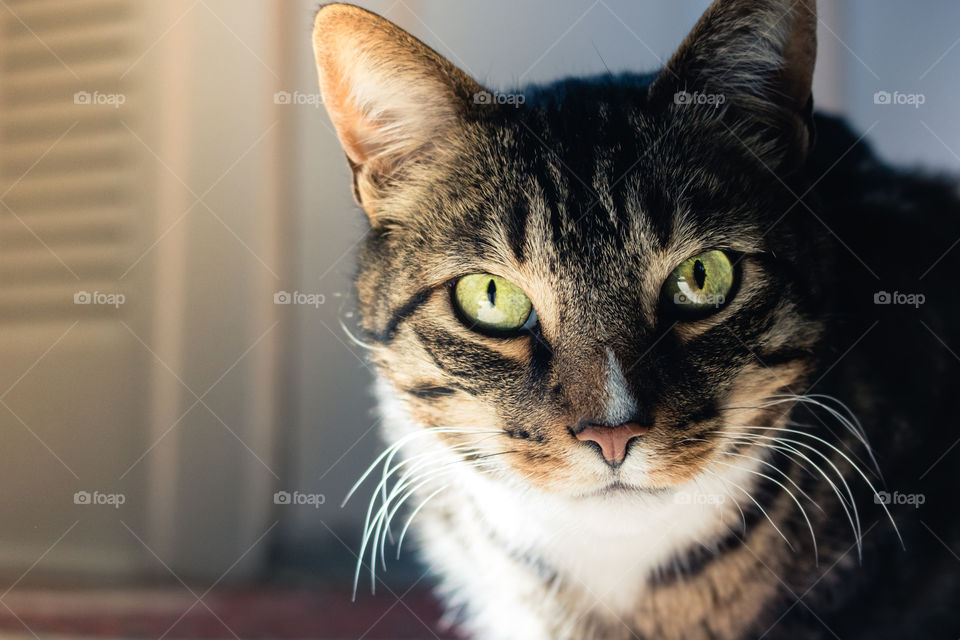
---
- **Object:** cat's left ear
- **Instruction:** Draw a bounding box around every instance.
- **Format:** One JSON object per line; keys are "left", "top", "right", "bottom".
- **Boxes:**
{"left": 312, "top": 4, "right": 486, "bottom": 220}
{"left": 650, "top": 0, "right": 816, "bottom": 172}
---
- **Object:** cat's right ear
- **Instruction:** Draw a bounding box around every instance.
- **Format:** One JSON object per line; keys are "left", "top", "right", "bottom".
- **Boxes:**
{"left": 312, "top": 4, "right": 485, "bottom": 221}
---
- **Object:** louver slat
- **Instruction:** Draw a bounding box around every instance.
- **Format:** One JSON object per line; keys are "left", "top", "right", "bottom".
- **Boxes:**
{"left": 0, "top": 0, "right": 138, "bottom": 318}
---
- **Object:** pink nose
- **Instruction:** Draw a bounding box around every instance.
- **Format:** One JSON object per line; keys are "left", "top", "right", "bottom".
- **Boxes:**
{"left": 575, "top": 422, "right": 649, "bottom": 465}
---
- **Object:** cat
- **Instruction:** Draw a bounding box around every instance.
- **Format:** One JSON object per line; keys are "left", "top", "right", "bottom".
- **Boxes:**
{"left": 312, "top": 1, "right": 960, "bottom": 638}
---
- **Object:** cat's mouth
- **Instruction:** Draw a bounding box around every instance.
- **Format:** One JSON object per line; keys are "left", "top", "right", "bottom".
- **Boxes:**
{"left": 582, "top": 481, "right": 669, "bottom": 499}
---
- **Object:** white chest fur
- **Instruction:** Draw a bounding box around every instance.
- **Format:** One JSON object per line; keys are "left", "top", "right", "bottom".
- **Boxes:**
{"left": 456, "top": 464, "right": 755, "bottom": 616}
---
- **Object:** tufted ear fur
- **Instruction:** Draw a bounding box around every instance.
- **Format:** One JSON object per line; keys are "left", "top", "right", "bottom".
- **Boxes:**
{"left": 650, "top": 0, "right": 817, "bottom": 171}
{"left": 312, "top": 4, "right": 486, "bottom": 219}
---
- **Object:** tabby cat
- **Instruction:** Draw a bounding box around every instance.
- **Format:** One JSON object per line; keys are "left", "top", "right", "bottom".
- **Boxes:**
{"left": 312, "top": 1, "right": 960, "bottom": 638}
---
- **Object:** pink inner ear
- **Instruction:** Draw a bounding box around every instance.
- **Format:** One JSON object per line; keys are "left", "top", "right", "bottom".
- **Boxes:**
{"left": 317, "top": 58, "right": 390, "bottom": 168}
{"left": 313, "top": 5, "right": 485, "bottom": 185}
{"left": 334, "top": 111, "right": 387, "bottom": 167}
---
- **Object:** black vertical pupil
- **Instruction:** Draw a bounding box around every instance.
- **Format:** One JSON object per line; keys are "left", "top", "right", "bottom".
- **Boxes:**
{"left": 487, "top": 279, "right": 497, "bottom": 306}
{"left": 693, "top": 260, "right": 707, "bottom": 289}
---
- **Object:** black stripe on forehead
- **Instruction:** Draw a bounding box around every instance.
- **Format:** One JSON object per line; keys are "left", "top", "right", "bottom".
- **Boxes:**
{"left": 496, "top": 141, "right": 542, "bottom": 264}
{"left": 638, "top": 185, "right": 674, "bottom": 248}
{"left": 505, "top": 198, "right": 530, "bottom": 263}
{"left": 543, "top": 160, "right": 566, "bottom": 254}
{"left": 547, "top": 172, "right": 619, "bottom": 259}
{"left": 519, "top": 115, "right": 568, "bottom": 255}
{"left": 554, "top": 107, "right": 621, "bottom": 254}
{"left": 523, "top": 99, "right": 679, "bottom": 261}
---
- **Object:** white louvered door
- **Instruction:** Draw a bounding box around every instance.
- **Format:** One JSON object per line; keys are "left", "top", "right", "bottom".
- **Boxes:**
{"left": 1, "top": 0, "right": 139, "bottom": 321}
{"left": 0, "top": 0, "right": 156, "bottom": 578}
{"left": 0, "top": 0, "right": 284, "bottom": 581}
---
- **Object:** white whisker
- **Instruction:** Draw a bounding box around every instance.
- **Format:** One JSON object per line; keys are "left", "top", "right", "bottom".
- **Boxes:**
{"left": 764, "top": 394, "right": 882, "bottom": 479}
{"left": 693, "top": 473, "right": 746, "bottom": 532}
{"left": 375, "top": 432, "right": 501, "bottom": 551}
{"left": 703, "top": 468, "right": 794, "bottom": 552}
{"left": 339, "top": 314, "right": 384, "bottom": 351}
{"left": 720, "top": 447, "right": 822, "bottom": 511}
{"left": 398, "top": 485, "right": 448, "bottom": 558}
{"left": 721, "top": 433, "right": 859, "bottom": 555}
{"left": 713, "top": 457, "right": 819, "bottom": 564}
{"left": 722, "top": 429, "right": 862, "bottom": 544}
{"left": 344, "top": 426, "right": 500, "bottom": 507}
{"left": 367, "top": 440, "right": 491, "bottom": 576}
{"left": 722, "top": 424, "right": 905, "bottom": 555}
{"left": 376, "top": 446, "right": 487, "bottom": 569}
{"left": 348, "top": 426, "right": 509, "bottom": 597}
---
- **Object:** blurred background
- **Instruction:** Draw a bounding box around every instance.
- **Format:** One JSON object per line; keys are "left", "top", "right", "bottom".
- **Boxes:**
{"left": 1, "top": 0, "right": 958, "bottom": 637}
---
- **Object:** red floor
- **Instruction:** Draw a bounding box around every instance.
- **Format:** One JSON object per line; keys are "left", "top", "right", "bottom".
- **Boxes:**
{"left": 0, "top": 587, "right": 461, "bottom": 639}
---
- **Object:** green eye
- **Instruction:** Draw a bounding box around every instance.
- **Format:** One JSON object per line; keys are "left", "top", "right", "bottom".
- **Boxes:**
{"left": 454, "top": 274, "right": 535, "bottom": 335}
{"left": 663, "top": 250, "right": 735, "bottom": 316}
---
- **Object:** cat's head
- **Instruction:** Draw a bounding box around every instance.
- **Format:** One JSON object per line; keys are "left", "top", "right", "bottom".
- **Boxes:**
{"left": 313, "top": 0, "right": 825, "bottom": 496}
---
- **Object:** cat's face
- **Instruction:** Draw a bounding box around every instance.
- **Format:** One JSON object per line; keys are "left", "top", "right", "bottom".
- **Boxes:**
{"left": 314, "top": 0, "right": 823, "bottom": 497}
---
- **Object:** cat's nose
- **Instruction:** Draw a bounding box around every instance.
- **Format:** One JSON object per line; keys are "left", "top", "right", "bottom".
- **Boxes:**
{"left": 574, "top": 422, "right": 649, "bottom": 465}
